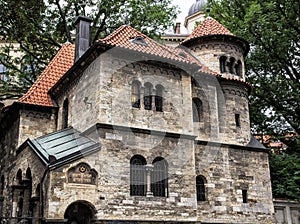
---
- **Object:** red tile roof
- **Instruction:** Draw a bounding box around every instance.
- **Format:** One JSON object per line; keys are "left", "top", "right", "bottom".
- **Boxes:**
{"left": 101, "top": 25, "right": 218, "bottom": 75}
{"left": 18, "top": 44, "right": 75, "bottom": 107}
{"left": 17, "top": 22, "right": 245, "bottom": 107}
{"left": 181, "top": 17, "right": 234, "bottom": 45}
{"left": 101, "top": 25, "right": 195, "bottom": 64}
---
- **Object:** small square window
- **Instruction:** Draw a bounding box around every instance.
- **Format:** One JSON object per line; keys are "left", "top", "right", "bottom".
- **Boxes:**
{"left": 242, "top": 189, "right": 248, "bottom": 203}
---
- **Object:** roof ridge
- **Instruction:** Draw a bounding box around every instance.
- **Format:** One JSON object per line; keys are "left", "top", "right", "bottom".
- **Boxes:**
{"left": 102, "top": 25, "right": 147, "bottom": 43}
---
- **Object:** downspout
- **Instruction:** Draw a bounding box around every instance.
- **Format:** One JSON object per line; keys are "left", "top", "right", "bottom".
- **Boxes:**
{"left": 40, "top": 165, "right": 49, "bottom": 223}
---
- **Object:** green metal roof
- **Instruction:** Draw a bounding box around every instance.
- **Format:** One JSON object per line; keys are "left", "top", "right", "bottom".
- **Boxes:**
{"left": 26, "top": 127, "right": 101, "bottom": 168}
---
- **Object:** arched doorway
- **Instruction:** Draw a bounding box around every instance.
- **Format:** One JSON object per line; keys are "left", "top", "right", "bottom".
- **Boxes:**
{"left": 64, "top": 201, "right": 96, "bottom": 224}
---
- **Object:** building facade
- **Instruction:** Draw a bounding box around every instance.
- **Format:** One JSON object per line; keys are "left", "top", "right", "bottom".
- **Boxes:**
{"left": 0, "top": 12, "right": 275, "bottom": 224}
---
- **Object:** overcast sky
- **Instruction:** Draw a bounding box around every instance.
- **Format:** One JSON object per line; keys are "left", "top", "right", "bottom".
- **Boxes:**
{"left": 172, "top": 0, "right": 196, "bottom": 33}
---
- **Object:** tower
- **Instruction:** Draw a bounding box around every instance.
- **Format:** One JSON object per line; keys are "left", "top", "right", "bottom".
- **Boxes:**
{"left": 184, "top": 0, "right": 208, "bottom": 33}
{"left": 181, "top": 17, "right": 251, "bottom": 145}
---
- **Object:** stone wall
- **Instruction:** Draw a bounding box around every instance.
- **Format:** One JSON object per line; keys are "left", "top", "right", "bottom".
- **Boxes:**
{"left": 56, "top": 52, "right": 251, "bottom": 147}
{"left": 220, "top": 81, "right": 251, "bottom": 145}
{"left": 195, "top": 143, "right": 274, "bottom": 223}
{"left": 0, "top": 116, "right": 20, "bottom": 219}
{"left": 56, "top": 54, "right": 195, "bottom": 136}
{"left": 191, "top": 75, "right": 251, "bottom": 145}
{"left": 18, "top": 109, "right": 57, "bottom": 145}
{"left": 190, "top": 40, "right": 246, "bottom": 81}
{"left": 45, "top": 126, "right": 197, "bottom": 221}
{"left": 42, "top": 125, "right": 275, "bottom": 223}
{"left": 0, "top": 145, "right": 46, "bottom": 221}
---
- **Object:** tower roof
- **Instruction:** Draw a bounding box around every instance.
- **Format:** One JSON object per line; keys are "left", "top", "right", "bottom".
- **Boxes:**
{"left": 181, "top": 17, "right": 234, "bottom": 45}
{"left": 188, "top": 0, "right": 208, "bottom": 16}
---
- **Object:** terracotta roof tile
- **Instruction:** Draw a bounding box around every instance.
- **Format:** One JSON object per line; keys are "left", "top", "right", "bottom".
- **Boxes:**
{"left": 181, "top": 17, "right": 234, "bottom": 45}
{"left": 101, "top": 25, "right": 218, "bottom": 76}
{"left": 17, "top": 23, "right": 245, "bottom": 108}
{"left": 18, "top": 44, "right": 75, "bottom": 107}
{"left": 101, "top": 25, "right": 197, "bottom": 65}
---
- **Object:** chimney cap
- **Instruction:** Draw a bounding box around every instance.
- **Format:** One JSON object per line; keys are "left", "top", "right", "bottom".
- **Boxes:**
{"left": 75, "top": 16, "right": 93, "bottom": 25}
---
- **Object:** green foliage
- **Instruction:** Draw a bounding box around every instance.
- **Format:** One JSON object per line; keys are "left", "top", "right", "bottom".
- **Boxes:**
{"left": 269, "top": 149, "right": 300, "bottom": 200}
{"left": 0, "top": 0, "right": 178, "bottom": 101}
{"left": 210, "top": 0, "right": 300, "bottom": 200}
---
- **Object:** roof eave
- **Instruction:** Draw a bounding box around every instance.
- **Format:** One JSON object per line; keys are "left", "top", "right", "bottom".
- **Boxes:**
{"left": 49, "top": 42, "right": 112, "bottom": 98}
{"left": 218, "top": 76, "right": 252, "bottom": 94}
{"left": 181, "top": 34, "right": 250, "bottom": 56}
{"left": 17, "top": 138, "right": 49, "bottom": 166}
{"left": 110, "top": 44, "right": 200, "bottom": 71}
{"left": 48, "top": 142, "right": 101, "bottom": 170}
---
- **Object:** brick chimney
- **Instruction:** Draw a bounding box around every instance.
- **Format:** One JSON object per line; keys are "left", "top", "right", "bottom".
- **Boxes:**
{"left": 174, "top": 22, "right": 181, "bottom": 34}
{"left": 75, "top": 16, "right": 92, "bottom": 62}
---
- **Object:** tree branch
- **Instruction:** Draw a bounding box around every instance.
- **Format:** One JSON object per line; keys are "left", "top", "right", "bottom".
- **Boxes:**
{"left": 55, "top": 0, "right": 72, "bottom": 43}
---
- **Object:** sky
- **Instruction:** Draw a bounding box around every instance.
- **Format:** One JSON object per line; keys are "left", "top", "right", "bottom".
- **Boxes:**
{"left": 172, "top": 0, "right": 196, "bottom": 33}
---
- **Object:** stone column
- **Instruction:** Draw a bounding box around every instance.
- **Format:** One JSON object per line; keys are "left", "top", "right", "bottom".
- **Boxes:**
{"left": 23, "top": 187, "right": 31, "bottom": 218}
{"left": 12, "top": 188, "right": 22, "bottom": 224}
{"left": 145, "top": 164, "right": 153, "bottom": 197}
{"left": 140, "top": 86, "right": 144, "bottom": 110}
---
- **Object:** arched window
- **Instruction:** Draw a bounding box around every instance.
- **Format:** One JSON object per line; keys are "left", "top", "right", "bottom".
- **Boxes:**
{"left": 155, "top": 85, "right": 163, "bottom": 112}
{"left": 144, "top": 82, "right": 152, "bottom": 110}
{"left": 130, "top": 155, "right": 146, "bottom": 196}
{"left": 235, "top": 60, "right": 242, "bottom": 77}
{"left": 17, "top": 169, "right": 22, "bottom": 185}
{"left": 219, "top": 56, "right": 227, "bottom": 73}
{"left": 196, "top": 175, "right": 206, "bottom": 201}
{"left": 192, "top": 98, "right": 203, "bottom": 122}
{"left": 229, "top": 57, "right": 235, "bottom": 74}
{"left": 25, "top": 168, "right": 33, "bottom": 217}
{"left": 151, "top": 157, "right": 168, "bottom": 197}
{"left": 62, "top": 98, "right": 69, "bottom": 129}
{"left": 25, "top": 168, "right": 32, "bottom": 181}
{"left": 235, "top": 113, "right": 241, "bottom": 127}
{"left": 131, "top": 81, "right": 141, "bottom": 108}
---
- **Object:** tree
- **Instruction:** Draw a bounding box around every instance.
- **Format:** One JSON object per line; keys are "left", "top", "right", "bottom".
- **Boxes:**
{"left": 210, "top": 0, "right": 300, "bottom": 200}
{"left": 269, "top": 136, "right": 300, "bottom": 200}
{"left": 210, "top": 0, "right": 299, "bottom": 136}
{"left": 0, "top": 0, "right": 178, "bottom": 102}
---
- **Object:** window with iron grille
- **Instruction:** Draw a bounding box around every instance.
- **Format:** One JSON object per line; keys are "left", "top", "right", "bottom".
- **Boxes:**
{"left": 196, "top": 175, "right": 206, "bottom": 201}
{"left": 151, "top": 157, "right": 168, "bottom": 197}
{"left": 131, "top": 81, "right": 141, "bottom": 108}
{"left": 144, "top": 82, "right": 152, "bottom": 110}
{"left": 130, "top": 155, "right": 146, "bottom": 196}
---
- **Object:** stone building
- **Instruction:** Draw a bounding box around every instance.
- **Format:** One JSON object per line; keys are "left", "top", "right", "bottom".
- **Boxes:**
{"left": 0, "top": 11, "right": 275, "bottom": 224}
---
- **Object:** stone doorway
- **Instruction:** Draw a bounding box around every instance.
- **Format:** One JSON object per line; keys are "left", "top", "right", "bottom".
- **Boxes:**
{"left": 64, "top": 201, "right": 96, "bottom": 224}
